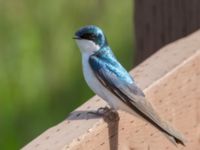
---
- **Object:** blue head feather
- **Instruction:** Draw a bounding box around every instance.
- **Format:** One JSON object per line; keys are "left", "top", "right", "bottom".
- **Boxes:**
{"left": 75, "top": 25, "right": 108, "bottom": 48}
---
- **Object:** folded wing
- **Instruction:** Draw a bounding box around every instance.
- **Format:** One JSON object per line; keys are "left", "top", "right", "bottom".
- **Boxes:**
{"left": 89, "top": 54, "right": 186, "bottom": 146}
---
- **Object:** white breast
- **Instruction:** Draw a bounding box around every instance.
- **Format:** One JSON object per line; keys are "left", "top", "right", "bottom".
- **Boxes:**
{"left": 82, "top": 53, "right": 131, "bottom": 111}
{"left": 82, "top": 53, "right": 107, "bottom": 100}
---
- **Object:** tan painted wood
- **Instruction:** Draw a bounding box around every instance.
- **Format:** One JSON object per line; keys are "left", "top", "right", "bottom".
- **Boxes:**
{"left": 23, "top": 30, "right": 200, "bottom": 150}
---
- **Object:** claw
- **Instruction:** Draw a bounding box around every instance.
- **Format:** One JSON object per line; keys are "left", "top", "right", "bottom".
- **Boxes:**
{"left": 87, "top": 107, "right": 119, "bottom": 122}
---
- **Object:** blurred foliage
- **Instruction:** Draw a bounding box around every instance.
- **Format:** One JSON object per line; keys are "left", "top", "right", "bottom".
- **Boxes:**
{"left": 0, "top": 0, "right": 134, "bottom": 149}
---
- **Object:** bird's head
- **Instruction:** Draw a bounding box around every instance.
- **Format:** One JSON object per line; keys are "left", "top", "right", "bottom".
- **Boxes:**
{"left": 74, "top": 25, "right": 108, "bottom": 54}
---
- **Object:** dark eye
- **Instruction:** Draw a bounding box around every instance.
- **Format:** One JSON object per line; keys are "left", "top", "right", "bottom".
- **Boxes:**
{"left": 81, "top": 33, "right": 95, "bottom": 40}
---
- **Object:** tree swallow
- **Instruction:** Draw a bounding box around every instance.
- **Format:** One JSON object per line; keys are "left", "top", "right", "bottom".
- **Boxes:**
{"left": 74, "top": 25, "right": 186, "bottom": 146}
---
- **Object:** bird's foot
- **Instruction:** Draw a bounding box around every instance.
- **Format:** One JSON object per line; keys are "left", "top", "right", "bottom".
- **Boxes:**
{"left": 87, "top": 106, "right": 110, "bottom": 116}
{"left": 87, "top": 106, "right": 119, "bottom": 122}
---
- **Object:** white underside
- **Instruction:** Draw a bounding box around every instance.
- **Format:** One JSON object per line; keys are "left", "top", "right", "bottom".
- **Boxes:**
{"left": 82, "top": 53, "right": 134, "bottom": 113}
{"left": 76, "top": 39, "right": 134, "bottom": 112}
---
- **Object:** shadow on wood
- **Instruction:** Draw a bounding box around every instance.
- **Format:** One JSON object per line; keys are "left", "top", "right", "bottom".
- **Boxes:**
{"left": 67, "top": 109, "right": 120, "bottom": 150}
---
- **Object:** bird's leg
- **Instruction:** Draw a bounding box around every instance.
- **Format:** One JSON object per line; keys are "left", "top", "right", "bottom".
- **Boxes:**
{"left": 97, "top": 106, "right": 111, "bottom": 114}
{"left": 87, "top": 106, "right": 110, "bottom": 116}
{"left": 87, "top": 106, "right": 119, "bottom": 122}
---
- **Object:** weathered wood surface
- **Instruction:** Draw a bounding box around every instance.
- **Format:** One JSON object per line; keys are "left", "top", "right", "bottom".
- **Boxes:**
{"left": 23, "top": 30, "right": 200, "bottom": 150}
{"left": 134, "top": 0, "right": 200, "bottom": 65}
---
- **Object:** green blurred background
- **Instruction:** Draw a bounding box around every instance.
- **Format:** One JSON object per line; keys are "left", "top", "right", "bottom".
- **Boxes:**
{"left": 0, "top": 0, "right": 134, "bottom": 149}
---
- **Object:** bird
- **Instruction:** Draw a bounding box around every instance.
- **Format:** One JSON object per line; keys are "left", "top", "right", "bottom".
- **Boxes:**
{"left": 73, "top": 25, "right": 186, "bottom": 146}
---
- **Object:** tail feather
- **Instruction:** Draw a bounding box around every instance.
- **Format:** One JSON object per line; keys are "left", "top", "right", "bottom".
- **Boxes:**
{"left": 161, "top": 120, "right": 187, "bottom": 146}
{"left": 163, "top": 128, "right": 186, "bottom": 146}
{"left": 127, "top": 97, "right": 187, "bottom": 146}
